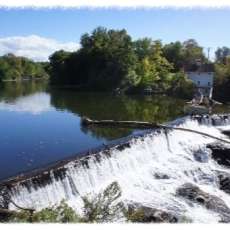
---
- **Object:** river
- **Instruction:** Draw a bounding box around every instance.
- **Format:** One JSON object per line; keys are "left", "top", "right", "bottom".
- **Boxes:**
{"left": 0, "top": 80, "right": 189, "bottom": 181}
{"left": 1, "top": 81, "right": 230, "bottom": 223}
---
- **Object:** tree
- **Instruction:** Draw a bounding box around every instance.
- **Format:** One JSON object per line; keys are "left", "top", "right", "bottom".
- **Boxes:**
{"left": 163, "top": 41, "right": 184, "bottom": 71}
{"left": 213, "top": 57, "right": 230, "bottom": 101}
{"left": 137, "top": 57, "right": 157, "bottom": 87}
{"left": 48, "top": 50, "right": 71, "bottom": 84}
{"left": 3, "top": 182, "right": 125, "bottom": 223}
{"left": 167, "top": 72, "right": 195, "bottom": 98}
{"left": 182, "top": 39, "right": 206, "bottom": 66}
{"left": 133, "top": 38, "right": 152, "bottom": 60}
{"left": 215, "top": 47, "right": 230, "bottom": 64}
{"left": 148, "top": 40, "right": 173, "bottom": 91}
{"left": 49, "top": 27, "right": 138, "bottom": 91}
{"left": 0, "top": 54, "right": 48, "bottom": 82}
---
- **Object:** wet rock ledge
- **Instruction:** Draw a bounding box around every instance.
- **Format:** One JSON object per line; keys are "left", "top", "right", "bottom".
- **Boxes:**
{"left": 176, "top": 183, "right": 230, "bottom": 222}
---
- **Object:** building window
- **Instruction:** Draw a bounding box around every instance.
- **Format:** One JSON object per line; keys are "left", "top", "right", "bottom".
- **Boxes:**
{"left": 197, "top": 81, "right": 200, "bottom": 85}
{"left": 208, "top": 82, "right": 210, "bottom": 86}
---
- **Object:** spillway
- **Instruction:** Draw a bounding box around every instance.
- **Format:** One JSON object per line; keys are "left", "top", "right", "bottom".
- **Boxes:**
{"left": 1, "top": 114, "right": 230, "bottom": 223}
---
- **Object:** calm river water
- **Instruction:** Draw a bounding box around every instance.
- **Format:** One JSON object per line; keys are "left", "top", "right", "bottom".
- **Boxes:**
{"left": 0, "top": 81, "right": 229, "bottom": 181}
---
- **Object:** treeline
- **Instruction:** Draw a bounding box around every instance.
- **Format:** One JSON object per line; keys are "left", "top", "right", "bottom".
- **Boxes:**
{"left": 0, "top": 53, "right": 48, "bottom": 82}
{"left": 48, "top": 27, "right": 206, "bottom": 98}
{"left": 1, "top": 27, "right": 230, "bottom": 100}
{"left": 213, "top": 47, "right": 230, "bottom": 101}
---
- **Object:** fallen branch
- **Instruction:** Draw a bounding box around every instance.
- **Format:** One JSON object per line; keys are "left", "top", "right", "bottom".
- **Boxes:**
{"left": 81, "top": 117, "right": 230, "bottom": 145}
{"left": 0, "top": 201, "right": 35, "bottom": 222}
{"left": 10, "top": 199, "right": 35, "bottom": 213}
{"left": 0, "top": 194, "right": 35, "bottom": 221}
{"left": 81, "top": 117, "right": 159, "bottom": 129}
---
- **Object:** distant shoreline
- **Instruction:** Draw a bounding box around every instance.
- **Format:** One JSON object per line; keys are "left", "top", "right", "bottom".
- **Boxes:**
{"left": 2, "top": 77, "right": 48, "bottom": 82}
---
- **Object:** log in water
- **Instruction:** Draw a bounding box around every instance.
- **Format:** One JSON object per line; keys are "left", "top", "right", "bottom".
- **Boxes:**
{"left": 82, "top": 117, "right": 230, "bottom": 145}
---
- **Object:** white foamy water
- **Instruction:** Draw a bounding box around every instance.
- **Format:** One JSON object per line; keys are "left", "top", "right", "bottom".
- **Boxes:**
{"left": 7, "top": 116, "right": 230, "bottom": 223}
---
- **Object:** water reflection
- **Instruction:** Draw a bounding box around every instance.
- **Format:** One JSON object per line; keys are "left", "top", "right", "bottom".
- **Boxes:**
{"left": 0, "top": 82, "right": 229, "bottom": 140}
{"left": 0, "top": 81, "right": 229, "bottom": 180}
{"left": 0, "top": 81, "right": 52, "bottom": 115}
{"left": 49, "top": 90, "right": 186, "bottom": 139}
{"left": 50, "top": 90, "right": 185, "bottom": 122}
{"left": 0, "top": 93, "right": 52, "bottom": 115}
{"left": 0, "top": 80, "right": 48, "bottom": 101}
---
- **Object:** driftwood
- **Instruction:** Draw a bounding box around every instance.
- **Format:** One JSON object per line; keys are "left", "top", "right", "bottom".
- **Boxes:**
{"left": 82, "top": 117, "right": 230, "bottom": 145}
{"left": 9, "top": 199, "right": 35, "bottom": 213}
{"left": 81, "top": 117, "right": 159, "bottom": 129}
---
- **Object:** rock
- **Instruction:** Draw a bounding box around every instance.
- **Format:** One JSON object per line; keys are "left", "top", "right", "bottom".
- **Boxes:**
{"left": 126, "top": 203, "right": 178, "bottom": 223}
{"left": 0, "top": 186, "right": 10, "bottom": 209}
{"left": 176, "top": 183, "right": 230, "bottom": 222}
{"left": 154, "top": 173, "right": 170, "bottom": 179}
{"left": 222, "top": 130, "right": 230, "bottom": 136}
{"left": 216, "top": 171, "right": 230, "bottom": 195}
{"left": 207, "top": 144, "right": 230, "bottom": 167}
{"left": 193, "top": 149, "right": 210, "bottom": 163}
{"left": 0, "top": 186, "right": 11, "bottom": 222}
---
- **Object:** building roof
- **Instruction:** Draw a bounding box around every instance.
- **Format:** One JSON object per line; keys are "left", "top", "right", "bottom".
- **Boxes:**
{"left": 184, "top": 63, "right": 214, "bottom": 72}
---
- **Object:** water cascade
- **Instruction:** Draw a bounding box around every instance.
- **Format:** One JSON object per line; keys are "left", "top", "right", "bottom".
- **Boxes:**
{"left": 1, "top": 114, "right": 230, "bottom": 223}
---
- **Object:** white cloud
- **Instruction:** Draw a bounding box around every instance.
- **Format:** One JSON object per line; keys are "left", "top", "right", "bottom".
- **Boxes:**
{"left": 0, "top": 35, "right": 80, "bottom": 62}
{"left": 0, "top": 0, "right": 230, "bottom": 8}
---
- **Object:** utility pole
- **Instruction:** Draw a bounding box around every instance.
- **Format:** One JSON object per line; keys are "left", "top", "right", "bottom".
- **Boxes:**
{"left": 207, "top": 47, "right": 211, "bottom": 62}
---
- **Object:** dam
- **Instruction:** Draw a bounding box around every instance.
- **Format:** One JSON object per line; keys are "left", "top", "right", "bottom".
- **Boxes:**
{"left": 1, "top": 114, "right": 230, "bottom": 223}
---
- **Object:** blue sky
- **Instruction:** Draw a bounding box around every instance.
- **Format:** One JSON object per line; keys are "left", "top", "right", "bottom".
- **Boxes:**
{"left": 0, "top": 8, "right": 230, "bottom": 60}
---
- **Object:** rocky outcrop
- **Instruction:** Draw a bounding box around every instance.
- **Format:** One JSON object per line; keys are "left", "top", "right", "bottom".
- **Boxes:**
{"left": 193, "top": 149, "right": 210, "bottom": 163}
{"left": 176, "top": 183, "right": 230, "bottom": 222}
{"left": 207, "top": 144, "right": 230, "bottom": 167}
{"left": 222, "top": 130, "right": 230, "bottom": 136}
{"left": 216, "top": 171, "right": 230, "bottom": 195}
{"left": 0, "top": 186, "right": 10, "bottom": 209}
{"left": 126, "top": 203, "right": 178, "bottom": 223}
{"left": 154, "top": 173, "right": 170, "bottom": 179}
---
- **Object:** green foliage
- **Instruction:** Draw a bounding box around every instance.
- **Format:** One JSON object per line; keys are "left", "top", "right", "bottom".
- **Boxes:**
{"left": 133, "top": 38, "right": 153, "bottom": 60}
{"left": 1, "top": 181, "right": 194, "bottom": 223}
{"left": 49, "top": 27, "right": 137, "bottom": 91}
{"left": 3, "top": 182, "right": 125, "bottom": 223}
{"left": 163, "top": 39, "right": 206, "bottom": 72}
{"left": 48, "top": 28, "right": 172, "bottom": 93}
{"left": 8, "top": 200, "right": 81, "bottom": 223}
{"left": 48, "top": 27, "right": 205, "bottom": 98}
{"left": 163, "top": 41, "right": 184, "bottom": 71}
{"left": 0, "top": 53, "right": 48, "bottom": 82}
{"left": 81, "top": 181, "right": 125, "bottom": 223}
{"left": 137, "top": 57, "right": 157, "bottom": 87}
{"left": 48, "top": 50, "right": 71, "bottom": 85}
{"left": 167, "top": 72, "right": 196, "bottom": 98}
{"left": 124, "top": 208, "right": 145, "bottom": 222}
{"left": 132, "top": 40, "right": 173, "bottom": 91}
{"left": 213, "top": 58, "right": 230, "bottom": 101}
{"left": 181, "top": 39, "right": 206, "bottom": 65}
{"left": 215, "top": 47, "right": 230, "bottom": 64}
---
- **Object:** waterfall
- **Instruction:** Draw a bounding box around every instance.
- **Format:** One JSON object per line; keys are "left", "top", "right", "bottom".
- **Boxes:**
{"left": 3, "top": 115, "right": 230, "bottom": 223}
